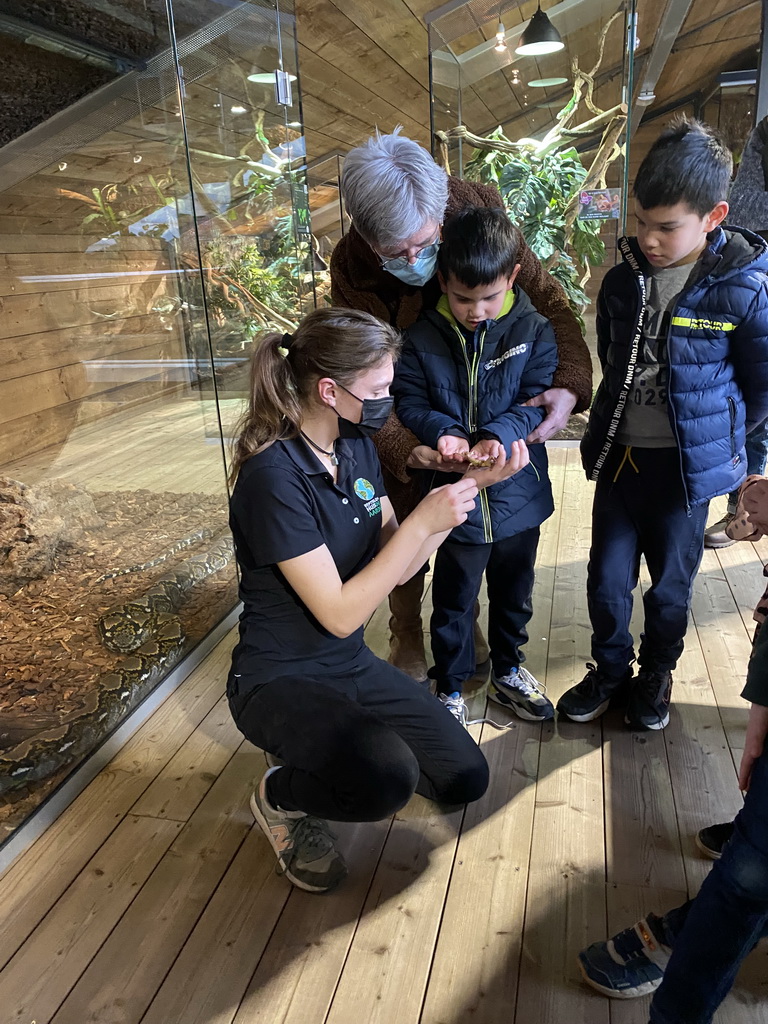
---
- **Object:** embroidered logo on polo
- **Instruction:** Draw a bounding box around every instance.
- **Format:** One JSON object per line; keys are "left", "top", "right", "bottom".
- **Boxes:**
{"left": 484, "top": 344, "right": 528, "bottom": 370}
{"left": 353, "top": 477, "right": 381, "bottom": 517}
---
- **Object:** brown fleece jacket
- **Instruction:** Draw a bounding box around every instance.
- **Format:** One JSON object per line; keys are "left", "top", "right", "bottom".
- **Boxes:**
{"left": 330, "top": 176, "right": 592, "bottom": 517}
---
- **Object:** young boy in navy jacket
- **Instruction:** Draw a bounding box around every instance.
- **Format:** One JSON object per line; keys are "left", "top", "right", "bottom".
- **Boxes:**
{"left": 393, "top": 206, "right": 559, "bottom": 725}
{"left": 557, "top": 117, "right": 768, "bottom": 731}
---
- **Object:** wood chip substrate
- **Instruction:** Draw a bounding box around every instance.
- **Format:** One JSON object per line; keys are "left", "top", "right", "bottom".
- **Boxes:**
{"left": 0, "top": 487, "right": 238, "bottom": 840}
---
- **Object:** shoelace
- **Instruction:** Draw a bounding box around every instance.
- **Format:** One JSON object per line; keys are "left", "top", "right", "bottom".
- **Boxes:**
{"left": 280, "top": 815, "right": 338, "bottom": 870}
{"left": 441, "top": 694, "right": 469, "bottom": 726}
{"left": 636, "top": 671, "right": 668, "bottom": 695}
{"left": 496, "top": 666, "right": 547, "bottom": 698}
{"left": 573, "top": 662, "right": 604, "bottom": 696}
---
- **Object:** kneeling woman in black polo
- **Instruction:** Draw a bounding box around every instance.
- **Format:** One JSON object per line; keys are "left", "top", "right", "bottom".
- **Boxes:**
{"left": 227, "top": 307, "right": 529, "bottom": 893}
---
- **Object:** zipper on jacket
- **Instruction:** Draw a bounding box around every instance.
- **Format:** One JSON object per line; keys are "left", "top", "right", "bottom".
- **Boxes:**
{"left": 452, "top": 323, "right": 493, "bottom": 542}
{"left": 727, "top": 396, "right": 739, "bottom": 466}
{"left": 664, "top": 294, "right": 696, "bottom": 516}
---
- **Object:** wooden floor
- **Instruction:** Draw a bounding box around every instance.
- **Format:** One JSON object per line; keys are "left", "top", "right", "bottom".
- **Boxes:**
{"left": 2, "top": 446, "right": 767, "bottom": 1024}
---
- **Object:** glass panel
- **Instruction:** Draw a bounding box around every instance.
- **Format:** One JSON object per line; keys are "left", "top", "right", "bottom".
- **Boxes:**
{"left": 170, "top": 0, "right": 316, "bottom": 459}
{"left": 429, "top": 0, "right": 635, "bottom": 385}
{"left": 306, "top": 152, "right": 346, "bottom": 280}
{"left": 0, "top": 0, "right": 307, "bottom": 843}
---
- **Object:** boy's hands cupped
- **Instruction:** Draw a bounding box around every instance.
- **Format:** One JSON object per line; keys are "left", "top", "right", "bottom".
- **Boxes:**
{"left": 437, "top": 434, "right": 471, "bottom": 463}
{"left": 463, "top": 440, "right": 530, "bottom": 489}
{"left": 466, "top": 438, "right": 503, "bottom": 467}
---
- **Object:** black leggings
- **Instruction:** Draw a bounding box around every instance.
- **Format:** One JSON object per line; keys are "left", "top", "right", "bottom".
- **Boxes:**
{"left": 227, "top": 648, "right": 489, "bottom": 821}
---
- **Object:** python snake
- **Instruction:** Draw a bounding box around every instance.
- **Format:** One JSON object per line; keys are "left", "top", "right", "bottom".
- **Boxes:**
{"left": 0, "top": 533, "right": 234, "bottom": 795}
{"left": 95, "top": 528, "right": 214, "bottom": 583}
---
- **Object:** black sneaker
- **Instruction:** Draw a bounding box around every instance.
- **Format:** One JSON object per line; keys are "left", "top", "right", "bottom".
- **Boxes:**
{"left": 624, "top": 670, "right": 672, "bottom": 730}
{"left": 557, "top": 663, "right": 633, "bottom": 723}
{"left": 695, "top": 821, "right": 734, "bottom": 860}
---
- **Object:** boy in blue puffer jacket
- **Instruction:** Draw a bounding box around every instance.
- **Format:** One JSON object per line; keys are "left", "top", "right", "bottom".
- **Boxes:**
{"left": 558, "top": 117, "right": 768, "bottom": 731}
{"left": 394, "top": 206, "right": 559, "bottom": 725}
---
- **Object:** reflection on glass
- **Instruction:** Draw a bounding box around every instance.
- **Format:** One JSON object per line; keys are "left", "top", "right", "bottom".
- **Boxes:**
{"left": 0, "top": 0, "right": 311, "bottom": 842}
{"left": 428, "top": 0, "right": 635, "bottom": 349}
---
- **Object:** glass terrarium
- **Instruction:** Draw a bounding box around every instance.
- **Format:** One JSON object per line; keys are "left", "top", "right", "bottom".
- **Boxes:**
{"left": 0, "top": 0, "right": 313, "bottom": 842}
{"left": 428, "top": 0, "right": 637, "bottom": 339}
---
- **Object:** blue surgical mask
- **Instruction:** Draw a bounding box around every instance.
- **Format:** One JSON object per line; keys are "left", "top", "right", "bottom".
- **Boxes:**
{"left": 381, "top": 241, "right": 440, "bottom": 287}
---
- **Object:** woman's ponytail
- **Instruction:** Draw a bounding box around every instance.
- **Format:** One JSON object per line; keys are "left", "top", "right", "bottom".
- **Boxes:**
{"left": 228, "top": 332, "right": 302, "bottom": 486}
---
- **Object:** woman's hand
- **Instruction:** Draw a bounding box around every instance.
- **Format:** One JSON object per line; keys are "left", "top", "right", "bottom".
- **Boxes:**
{"left": 407, "top": 444, "right": 460, "bottom": 474}
{"left": 739, "top": 701, "right": 768, "bottom": 791}
{"left": 463, "top": 440, "right": 530, "bottom": 489}
{"left": 412, "top": 477, "right": 479, "bottom": 534}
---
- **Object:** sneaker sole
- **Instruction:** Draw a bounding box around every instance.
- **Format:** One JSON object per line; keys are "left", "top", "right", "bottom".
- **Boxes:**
{"left": 624, "top": 712, "right": 670, "bottom": 731}
{"left": 557, "top": 698, "right": 610, "bottom": 723}
{"left": 249, "top": 790, "right": 335, "bottom": 894}
{"left": 694, "top": 832, "right": 723, "bottom": 860}
{"left": 704, "top": 538, "right": 735, "bottom": 549}
{"left": 488, "top": 689, "right": 554, "bottom": 721}
{"left": 577, "top": 957, "right": 662, "bottom": 1000}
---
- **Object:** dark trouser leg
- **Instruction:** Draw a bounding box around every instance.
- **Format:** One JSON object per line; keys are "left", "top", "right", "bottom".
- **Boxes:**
{"left": 351, "top": 652, "right": 489, "bottom": 805}
{"left": 629, "top": 448, "right": 708, "bottom": 672}
{"left": 485, "top": 527, "right": 540, "bottom": 674}
{"left": 430, "top": 539, "right": 490, "bottom": 695}
{"left": 227, "top": 653, "right": 488, "bottom": 820}
{"left": 587, "top": 451, "right": 642, "bottom": 675}
{"left": 649, "top": 744, "right": 768, "bottom": 1024}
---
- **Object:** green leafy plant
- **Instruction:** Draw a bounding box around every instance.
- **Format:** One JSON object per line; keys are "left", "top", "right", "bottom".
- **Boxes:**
{"left": 464, "top": 133, "right": 607, "bottom": 331}
{"left": 438, "top": 10, "right": 627, "bottom": 331}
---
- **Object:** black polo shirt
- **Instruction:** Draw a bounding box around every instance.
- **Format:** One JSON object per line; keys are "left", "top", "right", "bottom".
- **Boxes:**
{"left": 229, "top": 433, "right": 386, "bottom": 685}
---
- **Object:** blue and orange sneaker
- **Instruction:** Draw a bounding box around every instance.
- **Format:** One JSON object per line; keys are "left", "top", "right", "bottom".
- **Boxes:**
{"left": 578, "top": 915, "right": 672, "bottom": 999}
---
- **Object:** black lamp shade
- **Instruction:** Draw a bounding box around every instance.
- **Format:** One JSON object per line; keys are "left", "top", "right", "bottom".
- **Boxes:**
{"left": 515, "top": 7, "right": 565, "bottom": 56}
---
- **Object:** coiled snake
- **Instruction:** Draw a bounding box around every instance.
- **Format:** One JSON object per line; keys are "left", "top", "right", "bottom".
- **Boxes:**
{"left": 0, "top": 533, "right": 234, "bottom": 794}
{"left": 95, "top": 528, "right": 214, "bottom": 583}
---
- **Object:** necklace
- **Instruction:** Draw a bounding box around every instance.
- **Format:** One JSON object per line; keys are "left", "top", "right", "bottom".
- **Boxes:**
{"left": 301, "top": 431, "right": 339, "bottom": 466}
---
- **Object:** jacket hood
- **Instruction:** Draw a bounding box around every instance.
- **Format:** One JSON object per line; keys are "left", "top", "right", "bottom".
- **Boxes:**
{"left": 621, "top": 225, "right": 768, "bottom": 281}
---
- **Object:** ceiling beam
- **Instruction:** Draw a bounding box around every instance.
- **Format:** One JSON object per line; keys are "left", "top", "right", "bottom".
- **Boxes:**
{"left": 630, "top": 0, "right": 695, "bottom": 134}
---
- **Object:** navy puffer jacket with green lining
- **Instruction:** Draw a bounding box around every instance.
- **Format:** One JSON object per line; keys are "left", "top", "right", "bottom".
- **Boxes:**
{"left": 394, "top": 288, "right": 557, "bottom": 545}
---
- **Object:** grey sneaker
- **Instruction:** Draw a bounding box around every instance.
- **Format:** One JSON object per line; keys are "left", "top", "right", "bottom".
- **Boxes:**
{"left": 250, "top": 767, "right": 347, "bottom": 893}
{"left": 489, "top": 667, "right": 554, "bottom": 721}
{"left": 438, "top": 690, "right": 469, "bottom": 728}
{"left": 704, "top": 513, "right": 736, "bottom": 549}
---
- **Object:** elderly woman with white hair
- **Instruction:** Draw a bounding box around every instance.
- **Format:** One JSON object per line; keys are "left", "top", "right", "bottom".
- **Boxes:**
{"left": 330, "top": 129, "right": 592, "bottom": 680}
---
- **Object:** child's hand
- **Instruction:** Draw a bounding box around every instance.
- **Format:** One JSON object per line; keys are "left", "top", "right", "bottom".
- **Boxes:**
{"left": 438, "top": 435, "right": 470, "bottom": 463}
{"left": 464, "top": 440, "right": 530, "bottom": 489}
{"left": 467, "top": 438, "right": 504, "bottom": 466}
{"left": 407, "top": 445, "right": 459, "bottom": 474}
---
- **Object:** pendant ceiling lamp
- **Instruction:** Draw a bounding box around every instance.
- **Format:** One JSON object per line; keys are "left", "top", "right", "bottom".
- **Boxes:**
{"left": 515, "top": 4, "right": 564, "bottom": 57}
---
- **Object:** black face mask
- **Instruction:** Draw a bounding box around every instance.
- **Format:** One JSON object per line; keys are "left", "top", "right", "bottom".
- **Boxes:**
{"left": 335, "top": 382, "right": 394, "bottom": 437}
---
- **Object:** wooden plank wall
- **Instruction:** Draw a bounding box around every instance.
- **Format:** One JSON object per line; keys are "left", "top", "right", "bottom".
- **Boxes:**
{"left": 0, "top": 232, "right": 188, "bottom": 468}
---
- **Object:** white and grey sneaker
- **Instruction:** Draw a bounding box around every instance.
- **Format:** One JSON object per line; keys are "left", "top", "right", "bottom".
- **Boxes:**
{"left": 438, "top": 690, "right": 469, "bottom": 728}
{"left": 250, "top": 767, "right": 347, "bottom": 893}
{"left": 489, "top": 667, "right": 554, "bottom": 721}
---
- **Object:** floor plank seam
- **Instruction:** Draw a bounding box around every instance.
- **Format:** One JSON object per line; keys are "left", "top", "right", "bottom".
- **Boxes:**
{"left": 321, "top": 813, "right": 399, "bottom": 1024}
{"left": 134, "top": 827, "right": 254, "bottom": 1024}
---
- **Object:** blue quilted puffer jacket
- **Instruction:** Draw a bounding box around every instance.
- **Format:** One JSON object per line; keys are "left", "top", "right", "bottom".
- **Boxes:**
{"left": 581, "top": 226, "right": 768, "bottom": 509}
{"left": 394, "top": 288, "right": 557, "bottom": 544}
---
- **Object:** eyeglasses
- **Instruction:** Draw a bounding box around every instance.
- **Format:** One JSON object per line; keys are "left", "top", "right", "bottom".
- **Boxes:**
{"left": 374, "top": 235, "right": 440, "bottom": 272}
